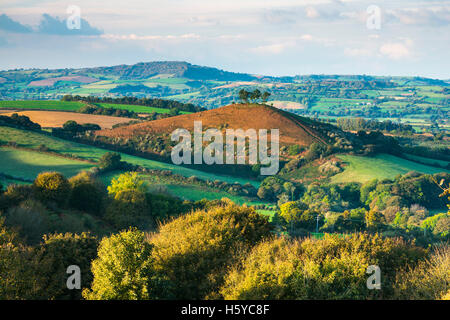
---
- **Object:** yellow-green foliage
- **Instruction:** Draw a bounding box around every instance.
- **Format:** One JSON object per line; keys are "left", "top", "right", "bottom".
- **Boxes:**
{"left": 0, "top": 217, "right": 41, "bottom": 299}
{"left": 107, "top": 172, "right": 146, "bottom": 196}
{"left": 33, "top": 172, "right": 71, "bottom": 206}
{"left": 105, "top": 189, "right": 153, "bottom": 230}
{"left": 394, "top": 245, "right": 449, "bottom": 300}
{"left": 221, "top": 233, "right": 426, "bottom": 300}
{"left": 35, "top": 232, "right": 98, "bottom": 300}
{"left": 150, "top": 204, "right": 272, "bottom": 299}
{"left": 83, "top": 229, "right": 154, "bottom": 300}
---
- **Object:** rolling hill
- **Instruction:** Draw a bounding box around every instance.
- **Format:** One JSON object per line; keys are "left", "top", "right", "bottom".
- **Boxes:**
{"left": 95, "top": 103, "right": 329, "bottom": 146}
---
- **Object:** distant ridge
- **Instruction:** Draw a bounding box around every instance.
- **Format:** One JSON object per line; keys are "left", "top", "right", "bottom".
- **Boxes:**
{"left": 82, "top": 61, "right": 256, "bottom": 81}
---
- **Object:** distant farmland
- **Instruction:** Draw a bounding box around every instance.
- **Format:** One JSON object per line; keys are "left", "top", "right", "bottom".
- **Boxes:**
{"left": 331, "top": 154, "right": 448, "bottom": 183}
{"left": 0, "top": 100, "right": 189, "bottom": 115}
{"left": 1, "top": 110, "right": 133, "bottom": 129}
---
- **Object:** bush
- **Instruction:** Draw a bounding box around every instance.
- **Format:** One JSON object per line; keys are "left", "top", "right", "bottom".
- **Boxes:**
{"left": 69, "top": 172, "right": 105, "bottom": 215}
{"left": 34, "top": 232, "right": 99, "bottom": 300}
{"left": 107, "top": 171, "right": 146, "bottom": 196}
{"left": 5, "top": 199, "right": 51, "bottom": 245}
{"left": 83, "top": 229, "right": 169, "bottom": 300}
{"left": 0, "top": 184, "right": 34, "bottom": 211}
{"left": 98, "top": 152, "right": 122, "bottom": 171}
{"left": 221, "top": 233, "right": 426, "bottom": 300}
{"left": 394, "top": 245, "right": 449, "bottom": 300}
{"left": 33, "top": 172, "right": 71, "bottom": 206}
{"left": 150, "top": 204, "right": 272, "bottom": 299}
{"left": 105, "top": 190, "right": 154, "bottom": 230}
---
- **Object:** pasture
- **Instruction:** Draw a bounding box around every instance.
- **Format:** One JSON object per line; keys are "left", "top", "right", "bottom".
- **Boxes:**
{"left": 0, "top": 100, "right": 189, "bottom": 115}
{"left": 0, "top": 147, "right": 94, "bottom": 180}
{"left": 331, "top": 154, "right": 448, "bottom": 183}
{"left": 0, "top": 126, "right": 259, "bottom": 187}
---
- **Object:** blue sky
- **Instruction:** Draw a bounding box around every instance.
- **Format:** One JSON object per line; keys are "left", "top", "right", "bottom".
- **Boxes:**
{"left": 0, "top": 0, "right": 449, "bottom": 79}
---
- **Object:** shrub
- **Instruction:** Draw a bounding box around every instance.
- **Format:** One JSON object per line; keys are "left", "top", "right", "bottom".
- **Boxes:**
{"left": 394, "top": 245, "right": 449, "bottom": 300}
{"left": 105, "top": 190, "right": 153, "bottom": 230}
{"left": 221, "top": 233, "right": 426, "bottom": 300}
{"left": 5, "top": 199, "right": 51, "bottom": 245}
{"left": 33, "top": 172, "right": 71, "bottom": 206}
{"left": 0, "top": 184, "right": 34, "bottom": 211}
{"left": 98, "top": 152, "right": 122, "bottom": 171}
{"left": 34, "top": 232, "right": 99, "bottom": 300}
{"left": 150, "top": 204, "right": 273, "bottom": 299}
{"left": 69, "top": 172, "right": 105, "bottom": 215}
{"left": 83, "top": 229, "right": 169, "bottom": 300}
{"left": 107, "top": 171, "right": 146, "bottom": 196}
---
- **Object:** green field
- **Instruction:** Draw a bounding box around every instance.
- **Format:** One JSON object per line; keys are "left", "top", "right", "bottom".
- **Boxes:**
{"left": 331, "top": 154, "right": 448, "bottom": 183}
{"left": 99, "top": 170, "right": 264, "bottom": 207}
{"left": 0, "top": 126, "right": 259, "bottom": 187}
{"left": 0, "top": 100, "right": 84, "bottom": 111}
{"left": 0, "top": 100, "right": 188, "bottom": 115}
{"left": 403, "top": 154, "right": 449, "bottom": 167}
{"left": 96, "top": 103, "right": 190, "bottom": 114}
{"left": 0, "top": 147, "right": 94, "bottom": 180}
{"left": 164, "top": 184, "right": 265, "bottom": 206}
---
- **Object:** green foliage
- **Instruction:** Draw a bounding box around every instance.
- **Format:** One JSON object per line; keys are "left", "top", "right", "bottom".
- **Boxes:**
{"left": 279, "top": 201, "right": 317, "bottom": 230}
{"left": 150, "top": 204, "right": 272, "bottom": 299}
{"left": 105, "top": 190, "right": 154, "bottom": 230}
{"left": 83, "top": 229, "right": 168, "bottom": 300}
{"left": 288, "top": 144, "right": 302, "bottom": 156}
{"left": 107, "top": 172, "right": 146, "bottom": 196}
{"left": 221, "top": 233, "right": 426, "bottom": 300}
{"left": 33, "top": 172, "right": 71, "bottom": 206}
{"left": 98, "top": 152, "right": 122, "bottom": 171}
{"left": 34, "top": 232, "right": 99, "bottom": 300}
{"left": 394, "top": 245, "right": 449, "bottom": 299}
{"left": 69, "top": 171, "right": 105, "bottom": 215}
{"left": 304, "top": 142, "right": 329, "bottom": 162}
{"left": 5, "top": 199, "right": 51, "bottom": 245}
{"left": 0, "top": 184, "right": 34, "bottom": 211}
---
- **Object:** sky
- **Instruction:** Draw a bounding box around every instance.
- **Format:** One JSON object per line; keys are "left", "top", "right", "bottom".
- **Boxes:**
{"left": 0, "top": 0, "right": 449, "bottom": 79}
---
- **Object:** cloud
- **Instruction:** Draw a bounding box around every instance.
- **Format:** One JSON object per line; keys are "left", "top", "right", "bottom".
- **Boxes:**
{"left": 344, "top": 47, "right": 372, "bottom": 58}
{"left": 304, "top": 4, "right": 344, "bottom": 20}
{"left": 0, "top": 14, "right": 32, "bottom": 33}
{"left": 37, "top": 13, "right": 103, "bottom": 36}
{"left": 262, "top": 9, "right": 297, "bottom": 25}
{"left": 379, "top": 41, "right": 412, "bottom": 60}
{"left": 250, "top": 42, "right": 295, "bottom": 55}
{"left": 101, "top": 33, "right": 200, "bottom": 41}
{"left": 387, "top": 6, "right": 450, "bottom": 27}
{"left": 305, "top": 7, "right": 320, "bottom": 19}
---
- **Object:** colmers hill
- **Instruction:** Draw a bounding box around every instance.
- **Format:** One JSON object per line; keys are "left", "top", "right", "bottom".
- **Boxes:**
{"left": 95, "top": 103, "right": 330, "bottom": 146}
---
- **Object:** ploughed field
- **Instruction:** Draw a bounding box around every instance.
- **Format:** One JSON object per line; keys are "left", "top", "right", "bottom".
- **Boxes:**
{"left": 0, "top": 110, "right": 133, "bottom": 129}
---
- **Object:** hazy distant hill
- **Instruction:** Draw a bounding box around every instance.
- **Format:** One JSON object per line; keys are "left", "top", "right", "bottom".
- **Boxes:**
{"left": 82, "top": 61, "right": 256, "bottom": 81}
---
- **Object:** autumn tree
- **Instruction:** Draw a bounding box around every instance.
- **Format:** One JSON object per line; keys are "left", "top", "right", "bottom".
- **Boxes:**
{"left": 83, "top": 229, "right": 169, "bottom": 300}
{"left": 33, "top": 172, "right": 71, "bottom": 206}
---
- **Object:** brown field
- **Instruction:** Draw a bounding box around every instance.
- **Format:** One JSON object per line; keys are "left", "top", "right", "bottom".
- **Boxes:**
{"left": 28, "top": 76, "right": 98, "bottom": 87}
{"left": 212, "top": 81, "right": 259, "bottom": 89}
{"left": 269, "top": 101, "right": 305, "bottom": 110}
{"left": 96, "top": 104, "right": 327, "bottom": 146}
{"left": 1, "top": 110, "right": 133, "bottom": 129}
{"left": 0, "top": 109, "right": 16, "bottom": 114}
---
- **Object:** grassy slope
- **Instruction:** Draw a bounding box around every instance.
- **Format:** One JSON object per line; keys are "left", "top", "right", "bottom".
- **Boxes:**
{"left": 0, "top": 148, "right": 93, "bottom": 180}
{"left": 0, "top": 126, "right": 259, "bottom": 187}
{"left": 331, "top": 154, "right": 449, "bottom": 183}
